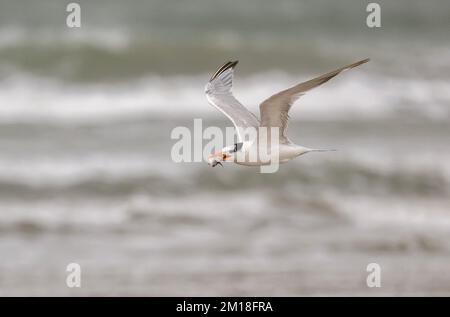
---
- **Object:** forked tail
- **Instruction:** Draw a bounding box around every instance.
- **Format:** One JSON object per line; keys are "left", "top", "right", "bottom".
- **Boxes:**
{"left": 306, "top": 148, "right": 337, "bottom": 153}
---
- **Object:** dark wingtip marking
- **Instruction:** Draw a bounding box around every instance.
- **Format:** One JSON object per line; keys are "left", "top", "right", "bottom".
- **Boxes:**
{"left": 210, "top": 61, "right": 231, "bottom": 81}
{"left": 359, "top": 58, "right": 370, "bottom": 64}
{"left": 210, "top": 60, "right": 239, "bottom": 81}
{"left": 230, "top": 60, "right": 239, "bottom": 68}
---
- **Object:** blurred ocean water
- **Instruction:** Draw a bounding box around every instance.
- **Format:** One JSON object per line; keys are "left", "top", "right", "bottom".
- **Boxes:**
{"left": 0, "top": 0, "right": 450, "bottom": 295}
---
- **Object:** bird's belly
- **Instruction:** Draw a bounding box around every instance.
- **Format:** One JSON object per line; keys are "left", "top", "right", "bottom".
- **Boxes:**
{"left": 235, "top": 160, "right": 290, "bottom": 166}
{"left": 233, "top": 144, "right": 297, "bottom": 166}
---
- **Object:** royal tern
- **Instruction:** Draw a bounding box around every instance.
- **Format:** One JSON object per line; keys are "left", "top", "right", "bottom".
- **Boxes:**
{"left": 205, "top": 59, "right": 369, "bottom": 167}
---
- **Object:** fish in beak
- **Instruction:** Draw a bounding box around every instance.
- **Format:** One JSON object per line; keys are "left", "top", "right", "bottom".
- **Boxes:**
{"left": 208, "top": 151, "right": 229, "bottom": 167}
{"left": 210, "top": 160, "right": 223, "bottom": 167}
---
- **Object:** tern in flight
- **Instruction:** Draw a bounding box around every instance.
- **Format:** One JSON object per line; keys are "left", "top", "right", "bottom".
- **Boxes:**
{"left": 205, "top": 59, "right": 369, "bottom": 167}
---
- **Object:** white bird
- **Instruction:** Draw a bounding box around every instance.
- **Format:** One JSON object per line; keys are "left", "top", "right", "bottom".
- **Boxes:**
{"left": 205, "top": 59, "right": 369, "bottom": 167}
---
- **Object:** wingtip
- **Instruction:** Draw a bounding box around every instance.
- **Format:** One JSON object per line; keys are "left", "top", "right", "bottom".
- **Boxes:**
{"left": 357, "top": 58, "right": 370, "bottom": 65}
{"left": 343, "top": 58, "right": 370, "bottom": 71}
{"left": 210, "top": 60, "right": 239, "bottom": 81}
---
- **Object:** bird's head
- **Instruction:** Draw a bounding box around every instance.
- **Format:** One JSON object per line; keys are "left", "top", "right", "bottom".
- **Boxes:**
{"left": 207, "top": 151, "right": 229, "bottom": 167}
{"left": 207, "top": 143, "right": 242, "bottom": 167}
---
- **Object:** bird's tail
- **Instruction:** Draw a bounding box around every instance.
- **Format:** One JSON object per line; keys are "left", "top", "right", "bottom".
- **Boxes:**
{"left": 306, "top": 148, "right": 337, "bottom": 153}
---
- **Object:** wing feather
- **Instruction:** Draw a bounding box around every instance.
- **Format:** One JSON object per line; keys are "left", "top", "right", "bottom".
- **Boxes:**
{"left": 259, "top": 58, "right": 370, "bottom": 143}
{"left": 205, "top": 61, "right": 259, "bottom": 142}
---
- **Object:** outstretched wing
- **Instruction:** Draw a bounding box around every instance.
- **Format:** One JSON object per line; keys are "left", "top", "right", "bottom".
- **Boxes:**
{"left": 205, "top": 61, "right": 260, "bottom": 142}
{"left": 259, "top": 58, "right": 370, "bottom": 143}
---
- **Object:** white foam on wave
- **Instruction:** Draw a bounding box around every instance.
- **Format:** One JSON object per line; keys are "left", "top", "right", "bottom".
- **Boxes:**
{"left": 331, "top": 193, "right": 450, "bottom": 230}
{"left": 0, "top": 72, "right": 449, "bottom": 124}
{"left": 0, "top": 155, "right": 181, "bottom": 186}
{"left": 0, "top": 198, "right": 128, "bottom": 228}
{"left": 0, "top": 190, "right": 266, "bottom": 231}
{"left": 0, "top": 27, "right": 132, "bottom": 51}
